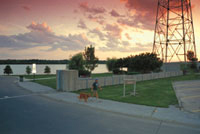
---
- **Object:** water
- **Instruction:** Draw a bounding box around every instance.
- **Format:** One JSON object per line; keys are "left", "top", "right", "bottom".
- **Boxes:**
{"left": 0, "top": 64, "right": 108, "bottom": 75}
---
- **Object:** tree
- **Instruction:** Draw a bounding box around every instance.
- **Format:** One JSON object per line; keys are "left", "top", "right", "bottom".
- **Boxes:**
{"left": 68, "top": 53, "right": 85, "bottom": 71}
{"left": 187, "top": 51, "right": 198, "bottom": 69}
{"left": 4, "top": 65, "right": 13, "bottom": 75}
{"left": 187, "top": 50, "right": 195, "bottom": 61}
{"left": 26, "top": 66, "right": 31, "bottom": 75}
{"left": 68, "top": 53, "right": 90, "bottom": 77}
{"left": 127, "top": 53, "right": 163, "bottom": 73}
{"left": 44, "top": 66, "right": 51, "bottom": 74}
{"left": 106, "top": 58, "right": 118, "bottom": 72}
{"left": 83, "top": 45, "right": 99, "bottom": 73}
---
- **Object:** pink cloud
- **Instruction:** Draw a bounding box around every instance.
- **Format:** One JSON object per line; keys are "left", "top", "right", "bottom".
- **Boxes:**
{"left": 77, "top": 19, "right": 87, "bottom": 29}
{"left": 0, "top": 22, "right": 93, "bottom": 51}
{"left": 27, "top": 22, "right": 52, "bottom": 33}
{"left": 22, "top": 6, "right": 31, "bottom": 11}
{"left": 90, "top": 27, "right": 105, "bottom": 40}
{"left": 104, "top": 24, "right": 122, "bottom": 38}
{"left": 120, "top": 0, "right": 157, "bottom": 30}
{"left": 87, "top": 14, "right": 105, "bottom": 25}
{"left": 110, "top": 9, "right": 124, "bottom": 17}
{"left": 79, "top": 2, "right": 106, "bottom": 15}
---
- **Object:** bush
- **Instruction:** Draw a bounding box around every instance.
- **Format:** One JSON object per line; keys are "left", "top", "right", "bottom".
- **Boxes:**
{"left": 79, "top": 70, "right": 91, "bottom": 77}
{"left": 4, "top": 65, "right": 13, "bottom": 75}
{"left": 126, "top": 72, "right": 140, "bottom": 75}
{"left": 26, "top": 66, "right": 31, "bottom": 75}
{"left": 113, "top": 69, "right": 126, "bottom": 75}
{"left": 44, "top": 66, "right": 51, "bottom": 74}
{"left": 68, "top": 53, "right": 85, "bottom": 71}
{"left": 127, "top": 53, "right": 163, "bottom": 73}
{"left": 106, "top": 58, "right": 118, "bottom": 72}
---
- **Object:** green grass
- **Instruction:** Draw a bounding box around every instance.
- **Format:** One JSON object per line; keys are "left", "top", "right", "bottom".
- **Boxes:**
{"left": 74, "top": 74, "right": 200, "bottom": 108}
{"left": 23, "top": 74, "right": 56, "bottom": 79}
{"left": 21, "top": 73, "right": 200, "bottom": 108}
{"left": 91, "top": 73, "right": 113, "bottom": 78}
{"left": 19, "top": 74, "right": 57, "bottom": 89}
{"left": 35, "top": 78, "right": 56, "bottom": 89}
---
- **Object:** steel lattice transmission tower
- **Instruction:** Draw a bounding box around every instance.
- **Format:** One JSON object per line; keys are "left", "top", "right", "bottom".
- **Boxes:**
{"left": 153, "top": 0, "right": 197, "bottom": 62}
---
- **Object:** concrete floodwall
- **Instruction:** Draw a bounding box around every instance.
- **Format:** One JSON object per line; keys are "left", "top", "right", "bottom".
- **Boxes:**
{"left": 56, "top": 70, "right": 183, "bottom": 91}
{"left": 56, "top": 70, "right": 78, "bottom": 91}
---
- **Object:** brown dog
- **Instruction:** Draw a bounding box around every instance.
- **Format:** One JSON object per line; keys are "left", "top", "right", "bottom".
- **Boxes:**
{"left": 78, "top": 93, "right": 91, "bottom": 102}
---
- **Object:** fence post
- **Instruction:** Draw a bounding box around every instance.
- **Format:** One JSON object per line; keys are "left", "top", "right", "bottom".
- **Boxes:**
{"left": 86, "top": 79, "right": 88, "bottom": 89}
{"left": 112, "top": 76, "right": 114, "bottom": 85}
{"left": 104, "top": 77, "right": 106, "bottom": 86}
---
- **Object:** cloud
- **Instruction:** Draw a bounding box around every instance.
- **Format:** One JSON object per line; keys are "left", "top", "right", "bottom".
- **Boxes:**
{"left": 99, "top": 39, "right": 152, "bottom": 52}
{"left": 0, "top": 22, "right": 93, "bottom": 51}
{"left": 87, "top": 14, "right": 105, "bottom": 25}
{"left": 77, "top": 2, "right": 106, "bottom": 25}
{"left": 104, "top": 24, "right": 122, "bottom": 38}
{"left": 109, "top": 9, "right": 124, "bottom": 17}
{"left": 79, "top": 2, "right": 106, "bottom": 15}
{"left": 27, "top": 21, "right": 52, "bottom": 33}
{"left": 22, "top": 5, "right": 31, "bottom": 11}
{"left": 120, "top": 0, "right": 157, "bottom": 30}
{"left": 77, "top": 19, "right": 87, "bottom": 29}
{"left": 125, "top": 33, "right": 131, "bottom": 40}
{"left": 89, "top": 28, "right": 105, "bottom": 40}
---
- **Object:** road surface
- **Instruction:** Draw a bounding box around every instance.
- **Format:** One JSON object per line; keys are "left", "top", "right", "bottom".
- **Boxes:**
{"left": 0, "top": 76, "right": 199, "bottom": 134}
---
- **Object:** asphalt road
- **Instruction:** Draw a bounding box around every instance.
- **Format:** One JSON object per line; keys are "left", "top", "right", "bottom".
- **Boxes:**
{"left": 0, "top": 76, "right": 200, "bottom": 134}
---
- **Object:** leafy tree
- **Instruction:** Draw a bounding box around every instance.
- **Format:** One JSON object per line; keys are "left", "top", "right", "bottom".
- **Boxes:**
{"left": 68, "top": 53, "right": 91, "bottom": 77}
{"left": 68, "top": 53, "right": 85, "bottom": 71}
{"left": 26, "top": 66, "right": 31, "bottom": 75}
{"left": 106, "top": 58, "right": 118, "bottom": 72}
{"left": 44, "top": 66, "right": 51, "bottom": 74}
{"left": 4, "top": 65, "right": 13, "bottom": 75}
{"left": 83, "top": 45, "right": 99, "bottom": 73}
{"left": 187, "top": 51, "right": 198, "bottom": 69}
{"left": 187, "top": 51, "right": 195, "bottom": 61}
{"left": 127, "top": 53, "right": 163, "bottom": 73}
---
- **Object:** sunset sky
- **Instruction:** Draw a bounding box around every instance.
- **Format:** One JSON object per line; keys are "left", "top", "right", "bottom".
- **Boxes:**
{"left": 0, "top": 0, "right": 199, "bottom": 60}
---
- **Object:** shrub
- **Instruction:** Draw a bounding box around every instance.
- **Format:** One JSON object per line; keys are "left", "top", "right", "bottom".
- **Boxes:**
{"left": 68, "top": 53, "right": 85, "bottom": 71}
{"left": 4, "top": 65, "right": 13, "bottom": 75}
{"left": 106, "top": 58, "right": 118, "bottom": 72}
{"left": 26, "top": 66, "right": 31, "bottom": 75}
{"left": 79, "top": 70, "right": 91, "bottom": 77}
{"left": 44, "top": 66, "right": 51, "bottom": 74}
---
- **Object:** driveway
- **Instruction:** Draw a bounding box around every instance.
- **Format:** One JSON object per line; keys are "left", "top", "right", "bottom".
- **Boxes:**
{"left": 173, "top": 80, "right": 200, "bottom": 113}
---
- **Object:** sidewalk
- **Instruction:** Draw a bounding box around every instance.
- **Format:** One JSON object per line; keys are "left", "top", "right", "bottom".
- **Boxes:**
{"left": 17, "top": 81, "right": 200, "bottom": 127}
{"left": 173, "top": 80, "right": 200, "bottom": 113}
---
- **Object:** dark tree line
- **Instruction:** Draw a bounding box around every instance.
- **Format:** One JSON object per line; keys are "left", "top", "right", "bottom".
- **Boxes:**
{"left": 0, "top": 59, "right": 69, "bottom": 64}
{"left": 0, "top": 59, "right": 106, "bottom": 64}
{"left": 106, "top": 53, "right": 163, "bottom": 74}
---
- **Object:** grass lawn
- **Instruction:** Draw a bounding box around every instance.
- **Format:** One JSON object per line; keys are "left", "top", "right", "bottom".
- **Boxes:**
{"left": 35, "top": 78, "right": 57, "bottom": 89}
{"left": 91, "top": 73, "right": 113, "bottom": 78}
{"left": 23, "top": 74, "right": 56, "bottom": 79}
{"left": 22, "top": 73, "right": 200, "bottom": 108}
{"left": 74, "top": 73, "right": 200, "bottom": 108}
